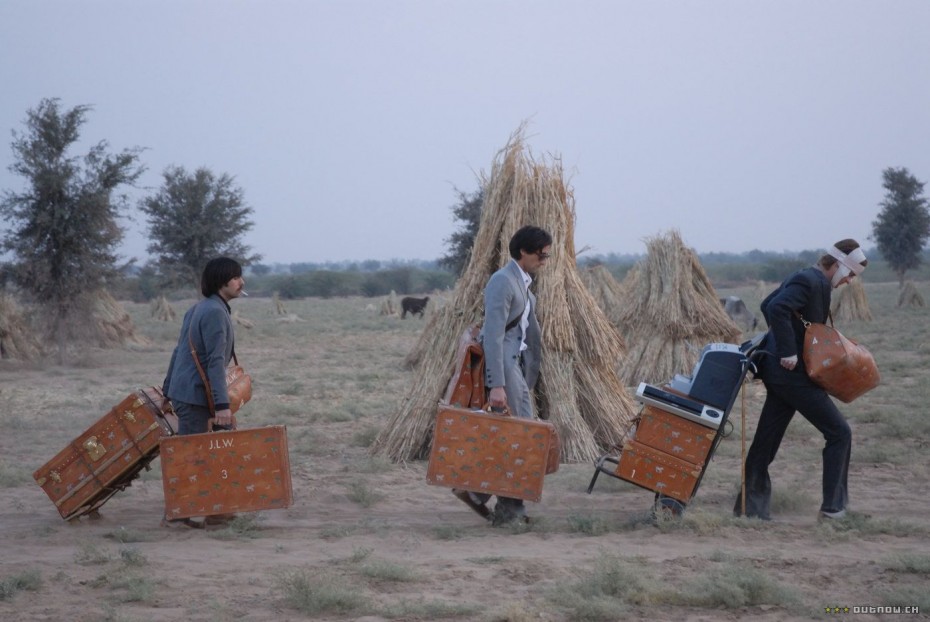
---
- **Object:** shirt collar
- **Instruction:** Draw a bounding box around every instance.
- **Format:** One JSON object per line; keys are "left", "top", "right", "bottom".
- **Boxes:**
{"left": 512, "top": 259, "right": 532, "bottom": 288}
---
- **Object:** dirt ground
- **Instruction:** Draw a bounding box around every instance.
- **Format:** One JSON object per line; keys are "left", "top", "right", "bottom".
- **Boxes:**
{"left": 1, "top": 293, "right": 929, "bottom": 621}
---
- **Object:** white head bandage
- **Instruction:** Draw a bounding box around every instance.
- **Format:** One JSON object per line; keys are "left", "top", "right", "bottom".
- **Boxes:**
{"left": 828, "top": 245, "right": 866, "bottom": 286}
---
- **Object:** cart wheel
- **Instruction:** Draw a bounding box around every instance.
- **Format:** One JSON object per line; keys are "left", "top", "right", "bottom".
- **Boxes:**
{"left": 653, "top": 494, "right": 686, "bottom": 519}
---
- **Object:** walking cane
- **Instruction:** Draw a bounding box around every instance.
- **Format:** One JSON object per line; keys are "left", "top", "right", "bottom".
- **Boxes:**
{"left": 740, "top": 380, "right": 747, "bottom": 517}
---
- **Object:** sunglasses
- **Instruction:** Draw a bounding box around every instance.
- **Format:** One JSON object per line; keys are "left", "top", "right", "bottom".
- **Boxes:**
{"left": 536, "top": 251, "right": 551, "bottom": 260}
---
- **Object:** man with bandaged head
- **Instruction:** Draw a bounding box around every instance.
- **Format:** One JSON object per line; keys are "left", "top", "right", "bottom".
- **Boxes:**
{"left": 735, "top": 239, "right": 867, "bottom": 522}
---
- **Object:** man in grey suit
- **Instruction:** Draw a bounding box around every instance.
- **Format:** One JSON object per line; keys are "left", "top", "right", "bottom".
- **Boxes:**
{"left": 161, "top": 257, "right": 245, "bottom": 528}
{"left": 454, "top": 225, "right": 552, "bottom": 525}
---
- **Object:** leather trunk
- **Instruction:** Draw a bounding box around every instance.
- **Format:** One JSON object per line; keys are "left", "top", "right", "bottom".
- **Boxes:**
{"left": 34, "top": 387, "right": 178, "bottom": 521}
{"left": 615, "top": 439, "right": 703, "bottom": 503}
{"left": 160, "top": 425, "right": 293, "bottom": 519}
{"left": 426, "top": 404, "right": 559, "bottom": 503}
{"left": 632, "top": 405, "right": 715, "bottom": 466}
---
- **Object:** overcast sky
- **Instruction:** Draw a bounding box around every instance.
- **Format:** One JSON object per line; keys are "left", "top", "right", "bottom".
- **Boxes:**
{"left": 1, "top": 1, "right": 929, "bottom": 265}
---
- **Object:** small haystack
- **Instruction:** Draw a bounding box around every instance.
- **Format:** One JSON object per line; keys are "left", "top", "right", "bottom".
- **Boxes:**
{"left": 831, "top": 278, "right": 873, "bottom": 321}
{"left": 93, "top": 290, "right": 150, "bottom": 347}
{"left": 616, "top": 230, "right": 741, "bottom": 386}
{"left": 897, "top": 281, "right": 925, "bottom": 308}
{"left": 580, "top": 265, "right": 626, "bottom": 329}
{"left": 273, "top": 292, "right": 288, "bottom": 315}
{"left": 0, "top": 294, "right": 43, "bottom": 360}
{"left": 150, "top": 295, "right": 176, "bottom": 322}
{"left": 379, "top": 290, "right": 399, "bottom": 316}
{"left": 232, "top": 310, "right": 255, "bottom": 329}
{"left": 372, "top": 125, "right": 637, "bottom": 463}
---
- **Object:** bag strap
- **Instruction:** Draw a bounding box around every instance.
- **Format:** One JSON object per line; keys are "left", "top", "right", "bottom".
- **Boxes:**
{"left": 188, "top": 327, "right": 216, "bottom": 415}
{"left": 504, "top": 315, "right": 521, "bottom": 333}
{"left": 794, "top": 310, "right": 834, "bottom": 328}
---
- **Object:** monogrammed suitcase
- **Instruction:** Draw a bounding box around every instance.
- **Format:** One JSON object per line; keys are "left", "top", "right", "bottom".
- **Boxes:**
{"left": 426, "top": 405, "right": 559, "bottom": 503}
{"left": 34, "top": 387, "right": 178, "bottom": 520}
{"left": 160, "top": 425, "right": 293, "bottom": 520}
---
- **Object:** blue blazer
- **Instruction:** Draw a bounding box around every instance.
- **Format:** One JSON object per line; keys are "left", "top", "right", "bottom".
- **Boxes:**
{"left": 757, "top": 267, "right": 831, "bottom": 386}
{"left": 163, "top": 295, "right": 235, "bottom": 410}
{"left": 480, "top": 260, "right": 542, "bottom": 391}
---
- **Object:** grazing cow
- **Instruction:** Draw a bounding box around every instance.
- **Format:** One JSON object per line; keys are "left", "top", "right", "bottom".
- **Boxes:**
{"left": 720, "top": 296, "right": 758, "bottom": 331}
{"left": 401, "top": 296, "right": 430, "bottom": 319}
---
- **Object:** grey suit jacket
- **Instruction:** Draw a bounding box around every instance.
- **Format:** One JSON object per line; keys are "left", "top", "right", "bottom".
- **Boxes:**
{"left": 480, "top": 260, "right": 542, "bottom": 391}
{"left": 163, "top": 294, "right": 235, "bottom": 410}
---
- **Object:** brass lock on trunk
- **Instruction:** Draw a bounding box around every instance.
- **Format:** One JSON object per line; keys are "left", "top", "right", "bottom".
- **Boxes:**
{"left": 83, "top": 436, "right": 107, "bottom": 461}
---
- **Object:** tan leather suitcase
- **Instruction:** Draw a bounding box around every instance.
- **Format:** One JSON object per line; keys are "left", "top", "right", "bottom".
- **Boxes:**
{"left": 160, "top": 425, "right": 293, "bottom": 520}
{"left": 426, "top": 404, "right": 559, "bottom": 503}
{"left": 34, "top": 387, "right": 178, "bottom": 521}
{"left": 615, "top": 439, "right": 703, "bottom": 503}
{"left": 632, "top": 405, "right": 715, "bottom": 466}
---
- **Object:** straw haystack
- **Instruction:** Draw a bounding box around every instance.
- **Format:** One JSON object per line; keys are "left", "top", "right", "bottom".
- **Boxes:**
{"left": 380, "top": 290, "right": 399, "bottom": 316}
{"left": 93, "top": 290, "right": 150, "bottom": 347}
{"left": 372, "top": 126, "right": 637, "bottom": 463}
{"left": 897, "top": 281, "right": 925, "bottom": 308}
{"left": 831, "top": 278, "right": 873, "bottom": 321}
{"left": 580, "top": 265, "right": 626, "bottom": 329}
{"left": 273, "top": 292, "right": 288, "bottom": 315}
{"left": 0, "top": 294, "right": 43, "bottom": 360}
{"left": 150, "top": 295, "right": 176, "bottom": 321}
{"left": 616, "top": 230, "right": 741, "bottom": 387}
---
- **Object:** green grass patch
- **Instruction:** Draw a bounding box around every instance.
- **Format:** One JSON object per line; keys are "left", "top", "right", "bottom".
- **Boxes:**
{"left": 0, "top": 569, "right": 42, "bottom": 601}
{"left": 276, "top": 569, "right": 369, "bottom": 616}
{"left": 358, "top": 558, "right": 420, "bottom": 582}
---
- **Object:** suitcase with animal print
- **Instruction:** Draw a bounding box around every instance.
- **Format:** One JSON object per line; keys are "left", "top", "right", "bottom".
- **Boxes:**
{"left": 631, "top": 405, "right": 715, "bottom": 466}
{"left": 425, "top": 404, "right": 560, "bottom": 503}
{"left": 160, "top": 425, "right": 293, "bottom": 520}
{"left": 33, "top": 387, "right": 178, "bottom": 521}
{"left": 615, "top": 439, "right": 703, "bottom": 503}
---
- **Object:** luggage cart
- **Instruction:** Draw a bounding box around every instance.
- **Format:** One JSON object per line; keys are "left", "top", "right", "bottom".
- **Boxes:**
{"left": 587, "top": 336, "right": 765, "bottom": 516}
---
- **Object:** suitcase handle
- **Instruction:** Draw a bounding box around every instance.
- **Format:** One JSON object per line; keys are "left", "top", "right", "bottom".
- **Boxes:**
{"left": 207, "top": 415, "right": 238, "bottom": 432}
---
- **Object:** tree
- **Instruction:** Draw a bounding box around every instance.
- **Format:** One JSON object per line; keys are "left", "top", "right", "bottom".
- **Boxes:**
{"left": 871, "top": 167, "right": 930, "bottom": 286}
{"left": 140, "top": 165, "right": 260, "bottom": 289}
{"left": 0, "top": 98, "right": 144, "bottom": 357}
{"left": 438, "top": 187, "right": 483, "bottom": 277}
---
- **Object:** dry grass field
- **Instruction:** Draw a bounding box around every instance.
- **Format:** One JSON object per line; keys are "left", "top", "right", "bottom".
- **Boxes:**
{"left": 1, "top": 280, "right": 929, "bottom": 621}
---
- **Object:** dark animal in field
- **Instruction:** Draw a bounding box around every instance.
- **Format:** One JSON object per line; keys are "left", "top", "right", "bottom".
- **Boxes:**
{"left": 401, "top": 296, "right": 430, "bottom": 319}
{"left": 720, "top": 296, "right": 758, "bottom": 331}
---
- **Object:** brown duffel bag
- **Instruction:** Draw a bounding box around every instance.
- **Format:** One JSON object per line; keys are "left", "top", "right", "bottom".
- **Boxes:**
{"left": 801, "top": 319, "right": 880, "bottom": 403}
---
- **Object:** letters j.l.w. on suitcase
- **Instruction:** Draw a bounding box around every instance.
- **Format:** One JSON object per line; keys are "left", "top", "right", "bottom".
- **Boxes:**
{"left": 33, "top": 387, "right": 178, "bottom": 521}
{"left": 160, "top": 425, "right": 293, "bottom": 520}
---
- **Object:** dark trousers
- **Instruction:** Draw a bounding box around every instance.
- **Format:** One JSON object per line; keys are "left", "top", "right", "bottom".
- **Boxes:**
{"left": 173, "top": 401, "right": 231, "bottom": 435}
{"left": 736, "top": 381, "right": 851, "bottom": 518}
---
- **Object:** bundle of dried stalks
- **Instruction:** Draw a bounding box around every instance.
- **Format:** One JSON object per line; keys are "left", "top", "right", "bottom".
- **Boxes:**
{"left": 897, "top": 281, "right": 925, "bottom": 308}
{"left": 93, "top": 290, "right": 150, "bottom": 347}
{"left": 232, "top": 310, "right": 255, "bottom": 329}
{"left": 0, "top": 294, "right": 43, "bottom": 360}
{"left": 580, "top": 265, "right": 626, "bottom": 329}
{"left": 273, "top": 292, "right": 288, "bottom": 315}
{"left": 150, "top": 295, "right": 176, "bottom": 322}
{"left": 372, "top": 125, "right": 637, "bottom": 463}
{"left": 831, "top": 278, "right": 873, "bottom": 321}
{"left": 379, "top": 290, "right": 398, "bottom": 316}
{"left": 616, "top": 230, "right": 741, "bottom": 386}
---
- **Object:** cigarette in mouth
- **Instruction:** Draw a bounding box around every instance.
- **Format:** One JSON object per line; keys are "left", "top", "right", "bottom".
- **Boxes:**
{"left": 240, "top": 291, "right": 249, "bottom": 297}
